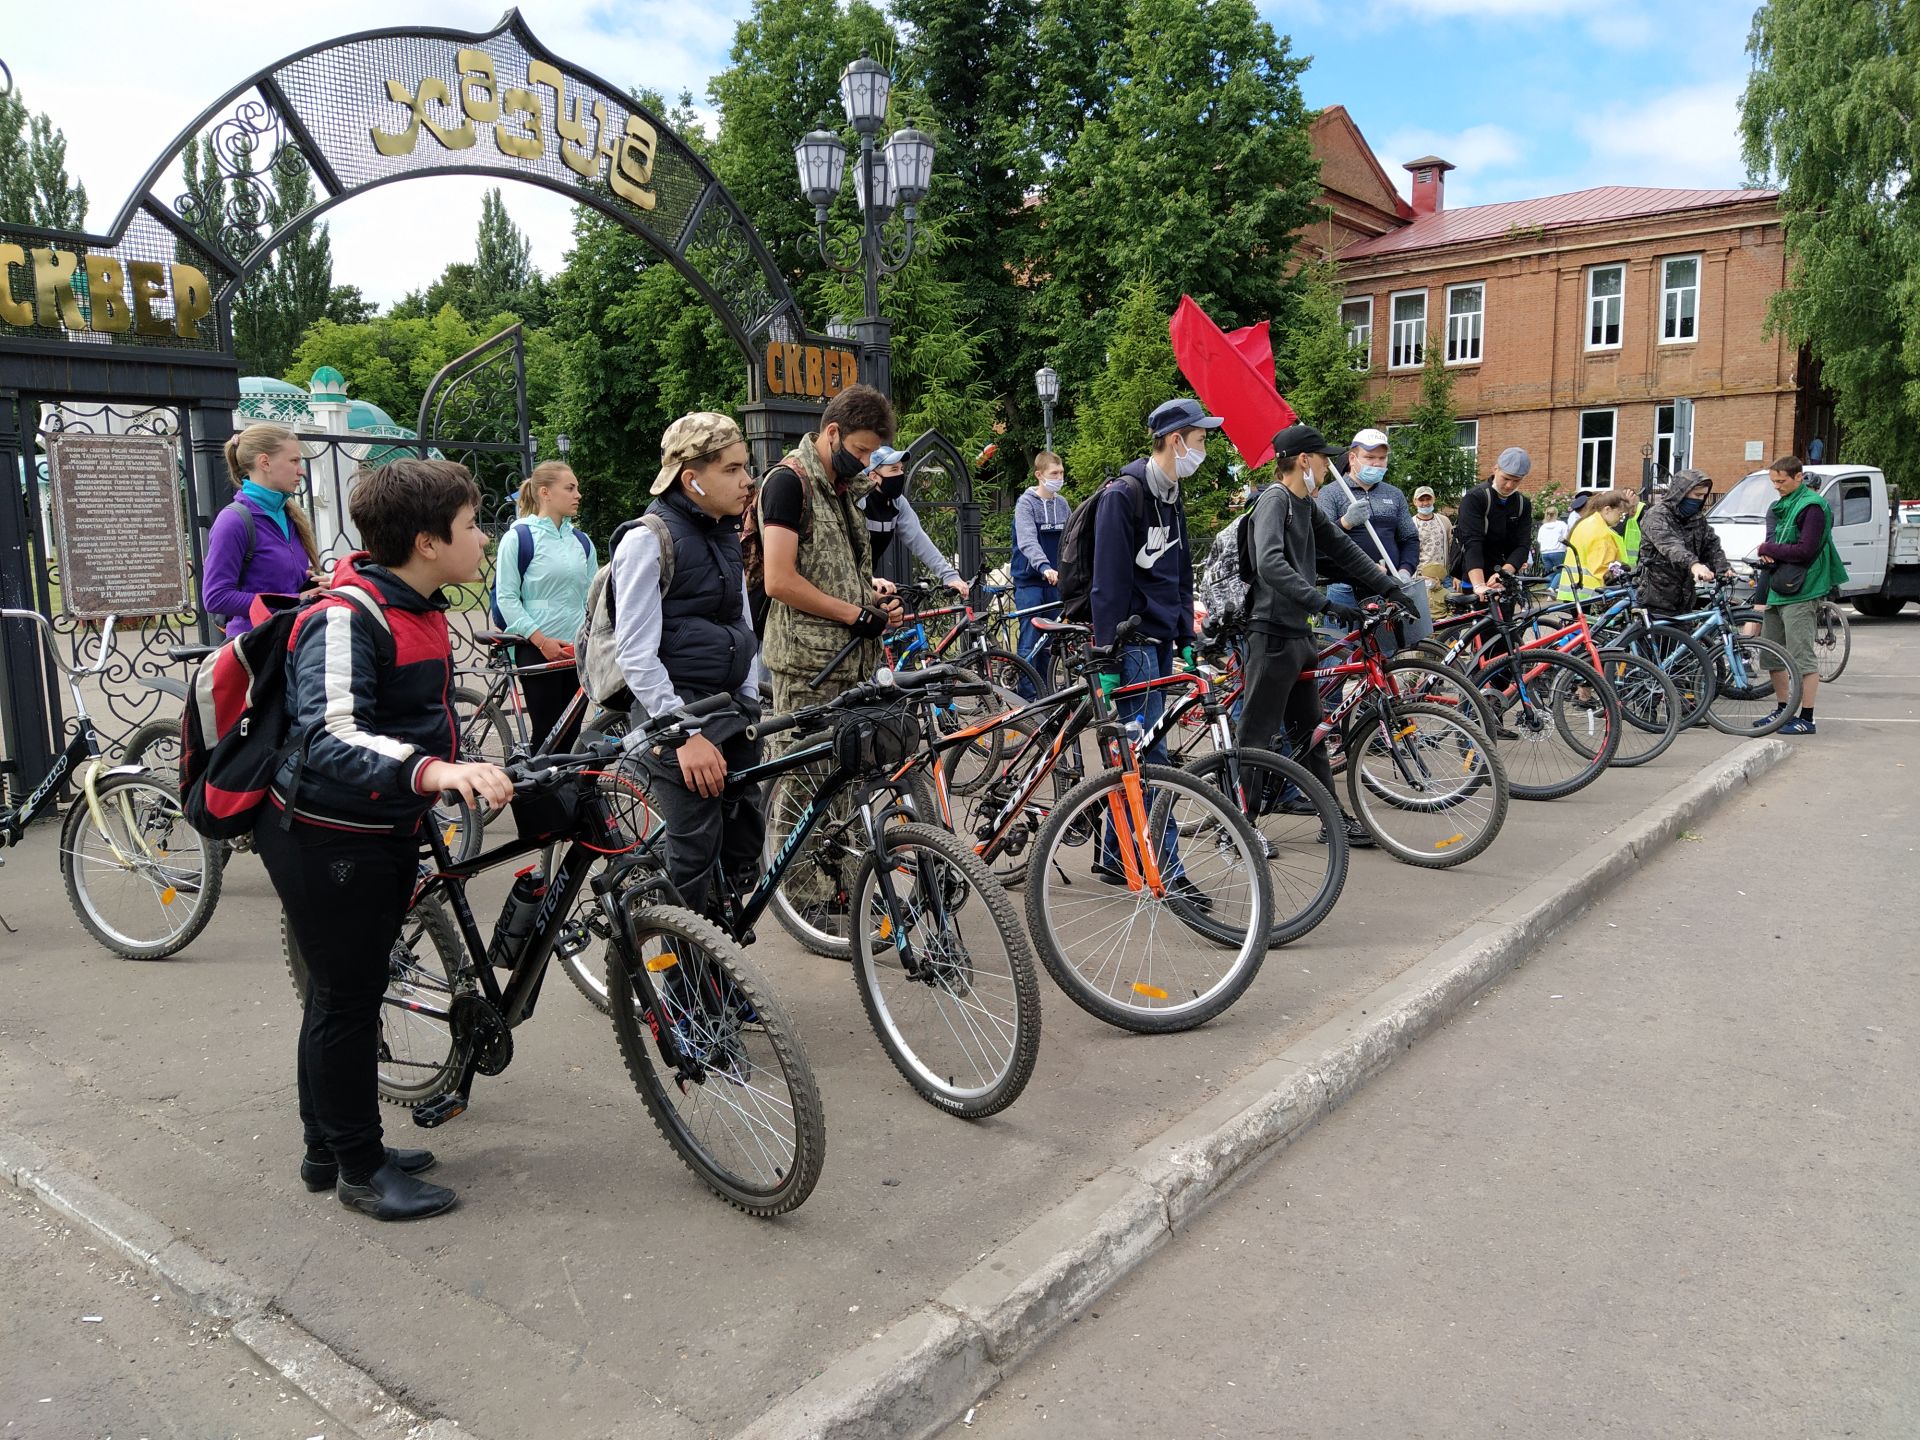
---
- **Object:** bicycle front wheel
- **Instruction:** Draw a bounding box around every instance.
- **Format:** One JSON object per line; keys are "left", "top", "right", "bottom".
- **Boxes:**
{"left": 60, "top": 772, "right": 223, "bottom": 960}
{"left": 284, "top": 897, "right": 472, "bottom": 1107}
{"left": 1814, "top": 601, "right": 1851, "bottom": 683}
{"left": 607, "top": 904, "right": 825, "bottom": 1217}
{"left": 1596, "top": 650, "right": 1682, "bottom": 767}
{"left": 1345, "top": 701, "right": 1509, "bottom": 868}
{"left": 1025, "top": 764, "right": 1272, "bottom": 1033}
{"left": 1624, "top": 623, "right": 1715, "bottom": 729}
{"left": 1177, "top": 747, "right": 1348, "bottom": 948}
{"left": 850, "top": 822, "right": 1041, "bottom": 1118}
{"left": 1474, "top": 648, "right": 1620, "bottom": 800}
{"left": 1705, "top": 634, "right": 1801, "bottom": 735}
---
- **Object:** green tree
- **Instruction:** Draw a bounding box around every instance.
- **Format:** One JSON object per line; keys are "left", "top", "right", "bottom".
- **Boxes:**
{"left": 391, "top": 192, "right": 549, "bottom": 327}
{"left": 891, "top": 0, "right": 1040, "bottom": 441}
{"left": 1742, "top": 0, "right": 1920, "bottom": 487}
{"left": 0, "top": 82, "right": 88, "bottom": 229}
{"left": 706, "top": 0, "right": 898, "bottom": 320}
{"left": 1029, "top": 0, "right": 1320, "bottom": 522}
{"left": 232, "top": 154, "right": 333, "bottom": 378}
{"left": 1278, "top": 257, "right": 1380, "bottom": 450}
{"left": 546, "top": 204, "right": 744, "bottom": 538}
{"left": 325, "top": 284, "right": 377, "bottom": 326}
{"left": 1396, "top": 346, "right": 1477, "bottom": 506}
{"left": 286, "top": 304, "right": 561, "bottom": 447}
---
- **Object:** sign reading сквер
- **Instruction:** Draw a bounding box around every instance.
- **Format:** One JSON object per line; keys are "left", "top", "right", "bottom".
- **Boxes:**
{"left": 45, "top": 432, "right": 193, "bottom": 619}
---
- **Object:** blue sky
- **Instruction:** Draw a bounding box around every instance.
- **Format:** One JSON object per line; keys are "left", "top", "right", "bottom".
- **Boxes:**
{"left": 1278, "top": 0, "right": 1763, "bottom": 207}
{"left": 6, "top": 0, "right": 1764, "bottom": 306}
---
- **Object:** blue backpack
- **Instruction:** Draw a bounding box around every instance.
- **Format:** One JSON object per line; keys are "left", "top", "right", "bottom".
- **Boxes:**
{"left": 489, "top": 522, "right": 592, "bottom": 629}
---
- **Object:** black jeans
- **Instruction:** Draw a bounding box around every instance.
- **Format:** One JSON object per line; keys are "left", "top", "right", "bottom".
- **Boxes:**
{"left": 515, "top": 644, "right": 581, "bottom": 754}
{"left": 1237, "top": 631, "right": 1337, "bottom": 798}
{"left": 638, "top": 730, "right": 766, "bottom": 916}
{"left": 255, "top": 815, "right": 418, "bottom": 1181}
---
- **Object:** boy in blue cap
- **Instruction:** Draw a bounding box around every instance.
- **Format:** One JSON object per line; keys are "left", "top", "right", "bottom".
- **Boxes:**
{"left": 1088, "top": 397, "right": 1220, "bottom": 900}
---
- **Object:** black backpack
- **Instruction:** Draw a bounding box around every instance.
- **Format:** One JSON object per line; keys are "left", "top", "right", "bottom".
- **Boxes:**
{"left": 1055, "top": 476, "right": 1147, "bottom": 623}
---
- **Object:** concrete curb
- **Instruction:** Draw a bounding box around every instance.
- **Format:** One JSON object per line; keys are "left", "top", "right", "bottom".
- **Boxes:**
{"left": 0, "top": 1132, "right": 476, "bottom": 1440}
{"left": 729, "top": 738, "right": 1793, "bottom": 1440}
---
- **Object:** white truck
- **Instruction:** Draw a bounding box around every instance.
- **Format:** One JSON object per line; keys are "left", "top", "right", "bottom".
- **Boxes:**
{"left": 1708, "top": 465, "right": 1920, "bottom": 617}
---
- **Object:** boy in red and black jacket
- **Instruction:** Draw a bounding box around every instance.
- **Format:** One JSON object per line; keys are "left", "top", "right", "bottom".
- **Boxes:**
{"left": 255, "top": 459, "right": 511, "bottom": 1222}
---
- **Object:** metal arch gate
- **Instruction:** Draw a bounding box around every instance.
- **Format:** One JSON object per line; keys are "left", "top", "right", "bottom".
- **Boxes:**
{"left": 2, "top": 8, "right": 849, "bottom": 794}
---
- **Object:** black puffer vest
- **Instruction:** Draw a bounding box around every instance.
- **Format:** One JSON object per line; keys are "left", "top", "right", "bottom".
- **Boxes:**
{"left": 647, "top": 488, "right": 755, "bottom": 701}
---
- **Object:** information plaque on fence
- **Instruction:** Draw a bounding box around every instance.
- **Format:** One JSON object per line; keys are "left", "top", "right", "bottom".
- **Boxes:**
{"left": 45, "top": 432, "right": 193, "bottom": 619}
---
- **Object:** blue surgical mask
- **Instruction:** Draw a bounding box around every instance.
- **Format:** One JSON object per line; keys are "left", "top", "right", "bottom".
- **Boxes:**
{"left": 1675, "top": 496, "right": 1704, "bottom": 519}
{"left": 1356, "top": 464, "right": 1388, "bottom": 486}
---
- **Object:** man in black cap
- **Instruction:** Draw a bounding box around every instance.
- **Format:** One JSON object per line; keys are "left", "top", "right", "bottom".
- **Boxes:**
{"left": 1241, "top": 423, "right": 1405, "bottom": 847}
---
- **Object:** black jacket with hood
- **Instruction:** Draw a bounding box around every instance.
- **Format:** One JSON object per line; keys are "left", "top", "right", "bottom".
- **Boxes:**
{"left": 1637, "top": 487, "right": 1729, "bottom": 615}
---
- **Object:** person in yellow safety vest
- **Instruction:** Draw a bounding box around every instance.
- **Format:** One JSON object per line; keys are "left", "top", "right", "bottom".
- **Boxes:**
{"left": 1557, "top": 489, "right": 1636, "bottom": 599}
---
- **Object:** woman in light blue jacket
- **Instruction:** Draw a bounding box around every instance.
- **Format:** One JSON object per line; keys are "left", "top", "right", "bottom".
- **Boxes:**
{"left": 495, "top": 462, "right": 596, "bottom": 749}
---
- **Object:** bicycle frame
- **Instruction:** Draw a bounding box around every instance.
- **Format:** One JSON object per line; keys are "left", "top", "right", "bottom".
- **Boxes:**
{"left": 469, "top": 640, "right": 585, "bottom": 757}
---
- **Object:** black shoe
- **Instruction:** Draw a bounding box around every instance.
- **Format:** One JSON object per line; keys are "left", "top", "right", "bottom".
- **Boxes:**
{"left": 301, "top": 1146, "right": 437, "bottom": 1193}
{"left": 336, "top": 1161, "right": 458, "bottom": 1221}
{"left": 1319, "top": 816, "right": 1376, "bottom": 849}
{"left": 1091, "top": 859, "right": 1128, "bottom": 887}
{"left": 1274, "top": 795, "right": 1320, "bottom": 817}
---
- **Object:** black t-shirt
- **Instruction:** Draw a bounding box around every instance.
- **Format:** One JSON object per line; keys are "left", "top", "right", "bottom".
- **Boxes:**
{"left": 758, "top": 466, "right": 806, "bottom": 532}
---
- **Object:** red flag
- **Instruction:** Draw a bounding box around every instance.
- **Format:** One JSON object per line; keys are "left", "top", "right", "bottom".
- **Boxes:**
{"left": 1169, "top": 295, "right": 1298, "bottom": 471}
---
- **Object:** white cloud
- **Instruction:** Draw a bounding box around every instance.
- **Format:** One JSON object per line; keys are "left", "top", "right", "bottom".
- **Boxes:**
{"left": 6, "top": 1, "right": 751, "bottom": 305}
{"left": 1577, "top": 81, "right": 1749, "bottom": 190}
{"left": 1374, "top": 123, "right": 1528, "bottom": 208}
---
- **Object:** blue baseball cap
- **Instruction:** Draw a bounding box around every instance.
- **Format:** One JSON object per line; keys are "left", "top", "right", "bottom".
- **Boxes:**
{"left": 1147, "top": 398, "right": 1224, "bottom": 439}
{"left": 867, "top": 445, "right": 907, "bottom": 469}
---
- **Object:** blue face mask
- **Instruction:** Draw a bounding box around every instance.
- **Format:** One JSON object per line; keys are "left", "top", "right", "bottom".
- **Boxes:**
{"left": 1356, "top": 464, "right": 1387, "bottom": 486}
{"left": 1675, "top": 496, "right": 1705, "bottom": 519}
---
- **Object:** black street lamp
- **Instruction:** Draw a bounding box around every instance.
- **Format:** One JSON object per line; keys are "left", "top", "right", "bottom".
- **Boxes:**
{"left": 792, "top": 53, "right": 935, "bottom": 401}
{"left": 1035, "top": 366, "right": 1059, "bottom": 453}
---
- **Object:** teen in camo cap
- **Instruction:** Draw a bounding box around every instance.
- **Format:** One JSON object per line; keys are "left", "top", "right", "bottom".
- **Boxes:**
{"left": 652, "top": 412, "right": 746, "bottom": 497}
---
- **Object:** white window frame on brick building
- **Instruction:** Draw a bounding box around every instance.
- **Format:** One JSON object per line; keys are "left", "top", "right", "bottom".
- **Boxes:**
{"left": 1389, "top": 289, "right": 1426, "bottom": 370}
{"left": 1586, "top": 264, "right": 1624, "bottom": 351}
{"left": 1445, "top": 283, "right": 1484, "bottom": 365}
{"left": 1341, "top": 297, "right": 1373, "bottom": 371}
{"left": 1655, "top": 399, "right": 1693, "bottom": 474}
{"left": 1455, "top": 420, "right": 1479, "bottom": 465}
{"left": 1660, "top": 256, "right": 1699, "bottom": 345}
{"left": 1579, "top": 408, "right": 1616, "bottom": 488}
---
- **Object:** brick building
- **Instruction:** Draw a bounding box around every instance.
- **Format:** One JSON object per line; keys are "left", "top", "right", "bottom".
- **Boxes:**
{"left": 1309, "top": 106, "right": 1831, "bottom": 497}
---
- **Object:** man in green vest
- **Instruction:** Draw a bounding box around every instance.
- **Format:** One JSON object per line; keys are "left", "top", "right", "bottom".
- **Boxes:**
{"left": 757, "top": 383, "right": 904, "bottom": 929}
{"left": 1750, "top": 455, "right": 1847, "bottom": 734}
{"left": 758, "top": 383, "right": 903, "bottom": 715}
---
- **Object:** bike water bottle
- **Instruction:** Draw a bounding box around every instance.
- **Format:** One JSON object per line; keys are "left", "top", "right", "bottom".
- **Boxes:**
{"left": 488, "top": 865, "right": 547, "bottom": 970}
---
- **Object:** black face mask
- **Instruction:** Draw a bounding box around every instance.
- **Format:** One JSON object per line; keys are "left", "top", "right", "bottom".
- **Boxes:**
{"left": 876, "top": 472, "right": 907, "bottom": 501}
{"left": 830, "top": 442, "right": 865, "bottom": 483}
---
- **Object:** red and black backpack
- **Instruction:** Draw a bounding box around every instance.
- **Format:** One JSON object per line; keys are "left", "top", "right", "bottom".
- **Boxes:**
{"left": 177, "top": 584, "right": 390, "bottom": 839}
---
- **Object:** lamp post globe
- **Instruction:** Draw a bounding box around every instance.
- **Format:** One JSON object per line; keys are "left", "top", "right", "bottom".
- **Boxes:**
{"left": 838, "top": 52, "right": 891, "bottom": 135}
{"left": 793, "top": 129, "right": 847, "bottom": 214}
{"left": 883, "top": 127, "right": 936, "bottom": 212}
{"left": 1035, "top": 366, "right": 1059, "bottom": 451}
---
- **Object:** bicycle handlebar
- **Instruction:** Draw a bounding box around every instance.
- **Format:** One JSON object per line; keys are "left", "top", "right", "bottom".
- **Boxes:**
{"left": 0, "top": 608, "right": 121, "bottom": 679}
{"left": 503, "top": 691, "right": 737, "bottom": 792}
{"left": 746, "top": 663, "right": 989, "bottom": 744}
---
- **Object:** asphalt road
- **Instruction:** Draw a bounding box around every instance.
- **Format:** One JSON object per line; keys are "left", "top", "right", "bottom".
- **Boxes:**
{"left": 0, "top": 1188, "right": 335, "bottom": 1440}
{"left": 947, "top": 615, "right": 1920, "bottom": 1439}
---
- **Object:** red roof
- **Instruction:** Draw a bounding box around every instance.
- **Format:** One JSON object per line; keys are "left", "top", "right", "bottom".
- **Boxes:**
{"left": 1339, "top": 185, "right": 1777, "bottom": 261}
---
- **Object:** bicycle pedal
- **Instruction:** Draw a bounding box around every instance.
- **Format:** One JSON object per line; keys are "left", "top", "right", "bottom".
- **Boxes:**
{"left": 553, "top": 918, "right": 593, "bottom": 960}
{"left": 412, "top": 1092, "right": 468, "bottom": 1129}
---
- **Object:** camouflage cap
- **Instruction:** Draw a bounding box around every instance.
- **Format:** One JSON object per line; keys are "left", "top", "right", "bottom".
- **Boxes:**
{"left": 652, "top": 412, "right": 745, "bottom": 495}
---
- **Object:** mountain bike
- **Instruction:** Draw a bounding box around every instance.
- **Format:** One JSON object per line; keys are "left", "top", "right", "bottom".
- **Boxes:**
{"left": 726, "top": 660, "right": 1043, "bottom": 1117}
{"left": 881, "top": 617, "right": 1278, "bottom": 1032}
{"left": 1412, "top": 581, "right": 1621, "bottom": 800}
{"left": 0, "top": 609, "right": 222, "bottom": 959}
{"left": 1658, "top": 577, "right": 1802, "bottom": 735}
{"left": 1297, "top": 603, "right": 1511, "bottom": 867}
{"left": 1421, "top": 578, "right": 1681, "bottom": 770}
{"left": 282, "top": 696, "right": 825, "bottom": 1216}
